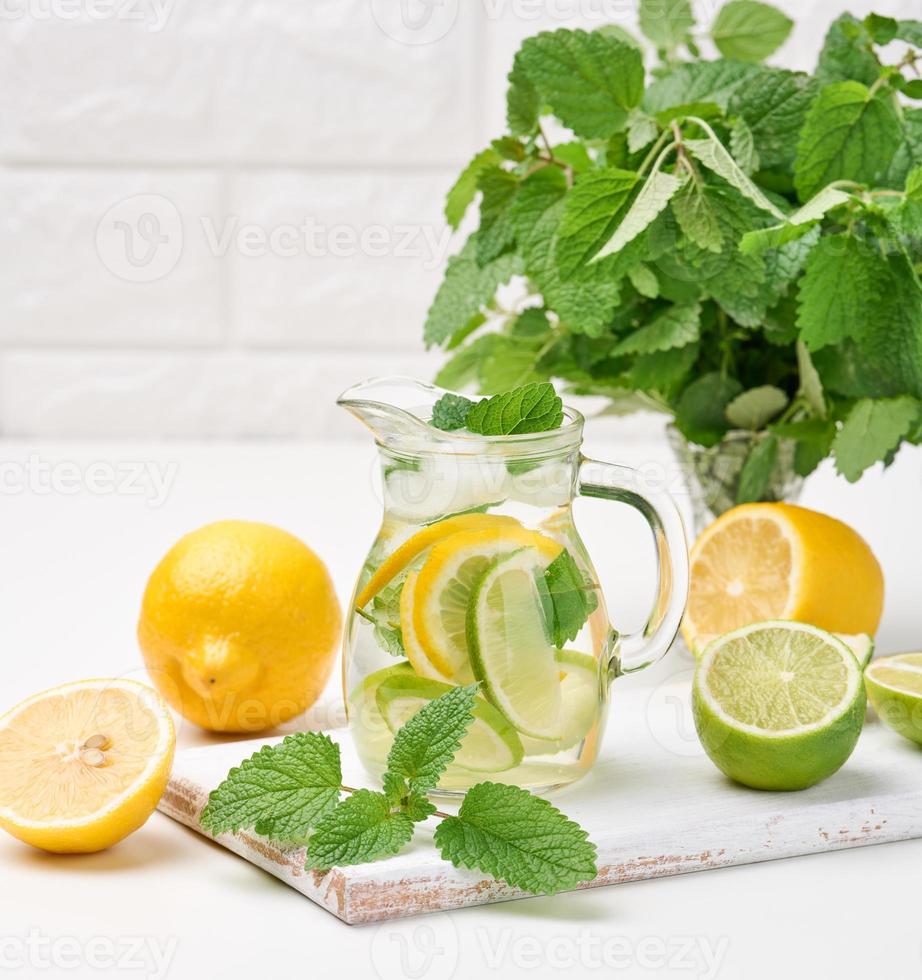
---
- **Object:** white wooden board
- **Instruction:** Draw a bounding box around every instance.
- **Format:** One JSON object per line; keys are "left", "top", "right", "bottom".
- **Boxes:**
{"left": 158, "top": 671, "right": 922, "bottom": 924}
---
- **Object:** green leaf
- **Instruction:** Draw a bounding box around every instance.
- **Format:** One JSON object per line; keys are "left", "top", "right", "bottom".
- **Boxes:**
{"left": 594, "top": 171, "right": 684, "bottom": 259}
{"left": 684, "top": 134, "right": 786, "bottom": 218}
{"left": 306, "top": 790, "right": 415, "bottom": 870}
{"left": 556, "top": 168, "right": 638, "bottom": 276}
{"left": 725, "top": 385, "right": 788, "bottom": 430}
{"left": 518, "top": 29, "right": 644, "bottom": 139}
{"left": 431, "top": 393, "right": 476, "bottom": 431}
{"left": 612, "top": 302, "right": 701, "bottom": 355}
{"left": 445, "top": 148, "right": 501, "bottom": 231}
{"left": 771, "top": 417, "right": 836, "bottom": 477}
{"left": 740, "top": 186, "right": 851, "bottom": 254}
{"left": 627, "top": 110, "right": 659, "bottom": 153}
{"left": 628, "top": 342, "right": 699, "bottom": 396}
{"left": 729, "top": 117, "right": 759, "bottom": 174}
{"left": 627, "top": 264, "right": 660, "bottom": 298}
{"left": 509, "top": 167, "right": 569, "bottom": 249}
{"left": 674, "top": 372, "right": 743, "bottom": 446}
{"left": 864, "top": 13, "right": 898, "bottom": 45}
{"left": 638, "top": 0, "right": 694, "bottom": 47}
{"left": 833, "top": 397, "right": 920, "bottom": 481}
{"left": 385, "top": 683, "right": 479, "bottom": 794}
{"left": 466, "top": 382, "right": 564, "bottom": 435}
{"left": 816, "top": 14, "right": 880, "bottom": 87}
{"left": 434, "top": 334, "right": 502, "bottom": 390}
{"left": 476, "top": 166, "right": 519, "bottom": 265}
{"left": 512, "top": 307, "right": 552, "bottom": 337}
{"left": 886, "top": 108, "right": 922, "bottom": 187}
{"left": 897, "top": 20, "right": 922, "bottom": 47}
{"left": 796, "top": 340, "right": 826, "bottom": 418}
{"left": 424, "top": 240, "right": 523, "bottom": 347}
{"left": 710, "top": 0, "right": 793, "bottom": 61}
{"left": 542, "top": 549, "right": 599, "bottom": 647}
{"left": 736, "top": 434, "right": 779, "bottom": 502}
{"left": 794, "top": 81, "right": 902, "bottom": 202}
{"left": 507, "top": 51, "right": 540, "bottom": 136}
{"left": 671, "top": 180, "right": 724, "bottom": 252}
{"left": 433, "top": 782, "right": 598, "bottom": 895}
{"left": 729, "top": 69, "right": 818, "bottom": 170}
{"left": 644, "top": 60, "right": 762, "bottom": 114}
{"left": 477, "top": 336, "right": 550, "bottom": 393}
{"left": 403, "top": 792, "right": 438, "bottom": 822}
{"left": 200, "top": 733, "right": 342, "bottom": 843}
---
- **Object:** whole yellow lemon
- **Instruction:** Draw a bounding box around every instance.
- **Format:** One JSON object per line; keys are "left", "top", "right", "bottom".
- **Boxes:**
{"left": 138, "top": 520, "right": 341, "bottom": 732}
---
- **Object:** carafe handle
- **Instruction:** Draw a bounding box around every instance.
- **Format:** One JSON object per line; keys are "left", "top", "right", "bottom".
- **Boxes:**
{"left": 577, "top": 458, "right": 689, "bottom": 675}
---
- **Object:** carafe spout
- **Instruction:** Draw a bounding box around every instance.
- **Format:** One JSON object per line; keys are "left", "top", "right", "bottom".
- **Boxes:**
{"left": 337, "top": 376, "right": 446, "bottom": 444}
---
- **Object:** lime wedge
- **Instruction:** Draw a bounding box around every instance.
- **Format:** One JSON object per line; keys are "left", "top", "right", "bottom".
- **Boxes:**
{"left": 865, "top": 652, "right": 922, "bottom": 745}
{"left": 835, "top": 632, "right": 875, "bottom": 670}
{"left": 693, "top": 621, "right": 866, "bottom": 790}
{"left": 467, "top": 549, "right": 563, "bottom": 740}
{"left": 522, "top": 650, "right": 599, "bottom": 755}
{"left": 376, "top": 674, "right": 523, "bottom": 773}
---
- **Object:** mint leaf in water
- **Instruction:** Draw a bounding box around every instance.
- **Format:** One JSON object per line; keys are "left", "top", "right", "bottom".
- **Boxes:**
{"left": 466, "top": 382, "right": 564, "bottom": 435}
{"left": 434, "top": 782, "right": 598, "bottom": 894}
{"left": 306, "top": 790, "right": 415, "bottom": 870}
{"left": 431, "top": 392, "right": 476, "bottom": 431}
{"left": 543, "top": 549, "right": 599, "bottom": 647}
{"left": 385, "top": 683, "right": 479, "bottom": 794}
{"left": 200, "top": 733, "right": 342, "bottom": 842}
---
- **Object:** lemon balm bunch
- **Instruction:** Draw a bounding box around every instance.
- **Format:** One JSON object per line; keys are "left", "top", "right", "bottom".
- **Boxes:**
{"left": 425, "top": 3, "right": 922, "bottom": 501}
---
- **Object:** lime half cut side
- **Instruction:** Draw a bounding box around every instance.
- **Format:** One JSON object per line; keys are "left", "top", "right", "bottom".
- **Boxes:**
{"left": 865, "top": 652, "right": 922, "bottom": 745}
{"left": 693, "top": 621, "right": 866, "bottom": 791}
{"left": 467, "top": 548, "right": 563, "bottom": 740}
{"left": 376, "top": 674, "right": 524, "bottom": 773}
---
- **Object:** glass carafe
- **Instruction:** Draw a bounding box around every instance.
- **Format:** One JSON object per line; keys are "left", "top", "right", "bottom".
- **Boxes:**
{"left": 339, "top": 377, "right": 689, "bottom": 795}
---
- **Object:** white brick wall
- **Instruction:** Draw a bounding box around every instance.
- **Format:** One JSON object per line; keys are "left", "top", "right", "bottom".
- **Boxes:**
{"left": 0, "top": 0, "right": 916, "bottom": 437}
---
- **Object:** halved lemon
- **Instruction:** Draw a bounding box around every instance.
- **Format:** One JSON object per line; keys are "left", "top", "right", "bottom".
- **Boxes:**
{"left": 355, "top": 513, "right": 517, "bottom": 609}
{"left": 0, "top": 679, "right": 175, "bottom": 853}
{"left": 683, "top": 503, "right": 884, "bottom": 656}
{"left": 412, "top": 525, "right": 562, "bottom": 680}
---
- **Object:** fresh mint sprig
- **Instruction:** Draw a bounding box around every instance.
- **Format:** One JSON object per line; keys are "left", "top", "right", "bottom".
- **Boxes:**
{"left": 430, "top": 382, "right": 564, "bottom": 436}
{"left": 200, "top": 686, "right": 598, "bottom": 895}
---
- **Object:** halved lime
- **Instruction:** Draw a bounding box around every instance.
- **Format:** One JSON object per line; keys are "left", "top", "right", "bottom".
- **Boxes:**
{"left": 466, "top": 549, "right": 563, "bottom": 740}
{"left": 522, "top": 650, "right": 599, "bottom": 755}
{"left": 376, "top": 674, "right": 524, "bottom": 773}
{"left": 865, "top": 652, "right": 922, "bottom": 745}
{"left": 693, "top": 621, "right": 866, "bottom": 791}
{"left": 835, "top": 632, "right": 875, "bottom": 670}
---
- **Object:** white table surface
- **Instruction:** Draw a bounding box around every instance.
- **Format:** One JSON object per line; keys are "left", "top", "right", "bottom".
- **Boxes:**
{"left": 1, "top": 430, "right": 920, "bottom": 980}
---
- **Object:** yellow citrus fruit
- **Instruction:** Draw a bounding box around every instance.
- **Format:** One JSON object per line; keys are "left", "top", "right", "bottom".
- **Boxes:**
{"left": 138, "top": 520, "right": 341, "bottom": 733}
{"left": 411, "top": 525, "right": 562, "bottom": 679}
{"left": 355, "top": 512, "right": 518, "bottom": 609}
{"left": 683, "top": 503, "right": 884, "bottom": 655}
{"left": 0, "top": 679, "right": 174, "bottom": 853}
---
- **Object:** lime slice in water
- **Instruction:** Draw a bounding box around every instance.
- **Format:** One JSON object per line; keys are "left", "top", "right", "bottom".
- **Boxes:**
{"left": 693, "top": 621, "right": 866, "bottom": 791}
{"left": 522, "top": 650, "right": 599, "bottom": 755}
{"left": 467, "top": 549, "right": 563, "bottom": 740}
{"left": 376, "top": 674, "right": 523, "bottom": 773}
{"left": 865, "top": 652, "right": 922, "bottom": 745}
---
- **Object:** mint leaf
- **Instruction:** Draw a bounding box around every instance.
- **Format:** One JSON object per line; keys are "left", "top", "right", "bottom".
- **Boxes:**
{"left": 670, "top": 180, "right": 724, "bottom": 252}
{"left": 638, "top": 0, "right": 694, "bottom": 48}
{"left": 674, "top": 372, "right": 743, "bottom": 446}
{"left": 465, "top": 382, "right": 564, "bottom": 435}
{"left": 556, "top": 168, "right": 638, "bottom": 276}
{"left": 509, "top": 167, "right": 568, "bottom": 249}
{"left": 684, "top": 134, "right": 785, "bottom": 219}
{"left": 816, "top": 14, "right": 879, "bottom": 86}
{"left": 729, "top": 68, "right": 818, "bottom": 170}
{"left": 740, "top": 186, "right": 851, "bottom": 254}
{"left": 518, "top": 29, "right": 644, "bottom": 139}
{"left": 200, "top": 733, "right": 342, "bottom": 843}
{"left": 542, "top": 549, "right": 598, "bottom": 647}
{"left": 725, "top": 385, "right": 788, "bottom": 430}
{"left": 476, "top": 166, "right": 519, "bottom": 265}
{"left": 710, "top": 1, "right": 793, "bottom": 62}
{"left": 729, "top": 117, "right": 759, "bottom": 174}
{"left": 796, "top": 340, "right": 826, "bottom": 418}
{"left": 644, "top": 60, "right": 761, "bottom": 114}
{"left": 434, "top": 334, "right": 502, "bottom": 391}
{"left": 897, "top": 20, "right": 922, "bottom": 47}
{"left": 627, "top": 263, "right": 660, "bottom": 298}
{"left": 306, "top": 790, "right": 415, "bottom": 870}
{"left": 736, "top": 433, "right": 779, "bottom": 502}
{"left": 477, "top": 335, "right": 550, "bottom": 393}
{"left": 595, "top": 170, "right": 684, "bottom": 259}
{"left": 446, "top": 148, "right": 501, "bottom": 231}
{"left": 794, "top": 81, "right": 902, "bottom": 202}
{"left": 424, "top": 240, "right": 522, "bottom": 347}
{"left": 865, "top": 13, "right": 898, "bottom": 45}
{"left": 833, "top": 397, "right": 920, "bottom": 481}
{"left": 385, "top": 683, "right": 478, "bottom": 793}
{"left": 431, "top": 392, "right": 476, "bottom": 431}
{"left": 507, "top": 51, "right": 540, "bottom": 136}
{"left": 612, "top": 302, "right": 700, "bottom": 355}
{"left": 627, "top": 109, "right": 659, "bottom": 153}
{"left": 433, "top": 782, "right": 598, "bottom": 895}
